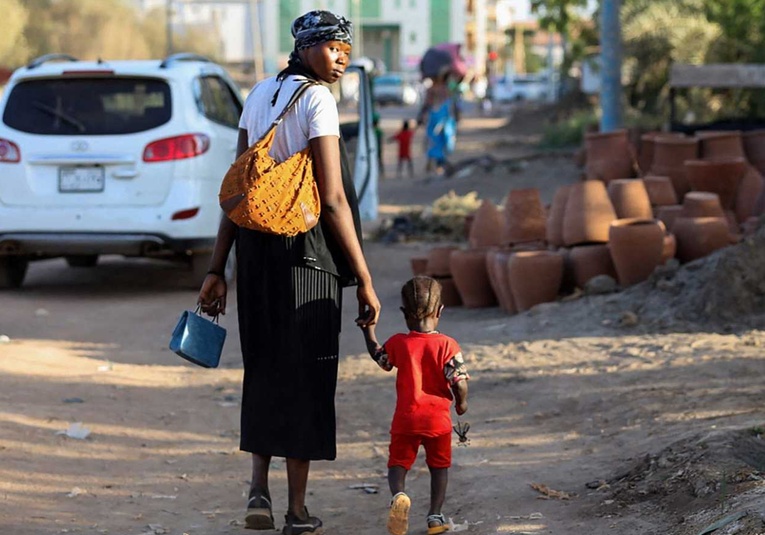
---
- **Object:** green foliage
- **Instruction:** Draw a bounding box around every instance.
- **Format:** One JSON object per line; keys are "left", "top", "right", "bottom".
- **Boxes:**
{"left": 540, "top": 108, "right": 598, "bottom": 148}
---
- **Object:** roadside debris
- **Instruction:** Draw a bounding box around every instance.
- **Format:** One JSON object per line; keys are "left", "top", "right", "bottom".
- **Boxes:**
{"left": 529, "top": 482, "right": 577, "bottom": 500}
{"left": 55, "top": 422, "right": 91, "bottom": 440}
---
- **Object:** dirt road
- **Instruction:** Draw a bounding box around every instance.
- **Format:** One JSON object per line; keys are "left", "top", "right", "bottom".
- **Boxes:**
{"left": 2, "top": 105, "right": 764, "bottom": 535}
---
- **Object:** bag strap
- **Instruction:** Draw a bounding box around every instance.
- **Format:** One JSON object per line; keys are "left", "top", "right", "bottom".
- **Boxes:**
{"left": 261, "top": 81, "right": 318, "bottom": 140}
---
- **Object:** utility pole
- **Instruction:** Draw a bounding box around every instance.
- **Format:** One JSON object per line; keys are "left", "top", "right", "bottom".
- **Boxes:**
{"left": 249, "top": 0, "right": 264, "bottom": 81}
{"left": 166, "top": 0, "right": 174, "bottom": 56}
{"left": 600, "top": 0, "right": 623, "bottom": 131}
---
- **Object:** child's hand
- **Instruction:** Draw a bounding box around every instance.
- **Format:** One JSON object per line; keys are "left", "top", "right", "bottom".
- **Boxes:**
{"left": 456, "top": 400, "right": 468, "bottom": 415}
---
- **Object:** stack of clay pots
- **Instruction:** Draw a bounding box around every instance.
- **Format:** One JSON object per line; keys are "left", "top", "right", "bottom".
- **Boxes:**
{"left": 584, "top": 129, "right": 636, "bottom": 183}
{"left": 650, "top": 136, "right": 699, "bottom": 199}
{"left": 672, "top": 192, "right": 730, "bottom": 263}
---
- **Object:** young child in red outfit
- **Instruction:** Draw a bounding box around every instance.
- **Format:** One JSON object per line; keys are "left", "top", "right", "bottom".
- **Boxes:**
{"left": 361, "top": 276, "right": 469, "bottom": 535}
{"left": 389, "top": 119, "right": 415, "bottom": 178}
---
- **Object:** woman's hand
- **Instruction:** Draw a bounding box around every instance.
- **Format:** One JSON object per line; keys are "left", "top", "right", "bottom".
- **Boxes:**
{"left": 198, "top": 274, "right": 227, "bottom": 317}
{"left": 355, "top": 282, "right": 380, "bottom": 327}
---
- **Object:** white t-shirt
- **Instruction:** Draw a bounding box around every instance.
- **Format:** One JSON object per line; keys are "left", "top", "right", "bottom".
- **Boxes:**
{"left": 238, "top": 75, "right": 340, "bottom": 163}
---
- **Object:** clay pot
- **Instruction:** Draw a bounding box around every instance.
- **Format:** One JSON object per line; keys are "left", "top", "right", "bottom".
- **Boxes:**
{"left": 651, "top": 137, "right": 698, "bottom": 198}
{"left": 643, "top": 175, "right": 678, "bottom": 206}
{"left": 568, "top": 244, "right": 617, "bottom": 289}
{"left": 562, "top": 181, "right": 617, "bottom": 246}
{"left": 684, "top": 158, "right": 746, "bottom": 209}
{"left": 546, "top": 185, "right": 572, "bottom": 247}
{"left": 607, "top": 179, "right": 653, "bottom": 219}
{"left": 654, "top": 205, "right": 684, "bottom": 231}
{"left": 507, "top": 251, "right": 564, "bottom": 312}
{"left": 502, "top": 188, "right": 547, "bottom": 245}
{"left": 638, "top": 133, "right": 685, "bottom": 176}
{"left": 661, "top": 233, "right": 677, "bottom": 264}
{"left": 673, "top": 217, "right": 730, "bottom": 263}
{"left": 697, "top": 130, "right": 745, "bottom": 160}
{"left": 463, "top": 214, "right": 475, "bottom": 241}
{"left": 437, "top": 276, "right": 463, "bottom": 307}
{"left": 450, "top": 249, "right": 497, "bottom": 308}
{"left": 584, "top": 129, "right": 635, "bottom": 183}
{"left": 681, "top": 192, "right": 725, "bottom": 219}
{"left": 410, "top": 257, "right": 428, "bottom": 276}
{"left": 468, "top": 200, "right": 503, "bottom": 248}
{"left": 735, "top": 165, "right": 765, "bottom": 223}
{"left": 743, "top": 130, "right": 765, "bottom": 175}
{"left": 426, "top": 246, "right": 458, "bottom": 277}
{"left": 486, "top": 249, "right": 516, "bottom": 313}
{"left": 608, "top": 218, "right": 665, "bottom": 286}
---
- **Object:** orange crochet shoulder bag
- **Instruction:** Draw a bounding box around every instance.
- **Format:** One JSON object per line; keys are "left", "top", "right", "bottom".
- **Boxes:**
{"left": 219, "top": 82, "right": 321, "bottom": 236}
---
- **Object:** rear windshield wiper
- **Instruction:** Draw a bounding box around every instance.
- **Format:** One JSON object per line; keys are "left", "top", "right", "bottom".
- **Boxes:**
{"left": 32, "top": 101, "right": 86, "bottom": 133}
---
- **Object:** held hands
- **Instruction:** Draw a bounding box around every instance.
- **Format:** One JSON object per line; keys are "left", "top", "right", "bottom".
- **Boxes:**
{"left": 355, "top": 283, "right": 381, "bottom": 328}
{"left": 198, "top": 274, "right": 227, "bottom": 317}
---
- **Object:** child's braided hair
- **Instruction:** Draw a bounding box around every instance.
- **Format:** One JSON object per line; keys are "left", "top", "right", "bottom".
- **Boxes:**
{"left": 401, "top": 276, "right": 442, "bottom": 320}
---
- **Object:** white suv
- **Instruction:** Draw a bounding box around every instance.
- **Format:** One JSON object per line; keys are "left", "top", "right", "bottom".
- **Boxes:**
{"left": 0, "top": 53, "right": 243, "bottom": 288}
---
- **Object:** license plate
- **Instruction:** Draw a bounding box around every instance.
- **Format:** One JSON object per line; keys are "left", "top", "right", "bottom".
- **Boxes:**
{"left": 59, "top": 166, "right": 105, "bottom": 193}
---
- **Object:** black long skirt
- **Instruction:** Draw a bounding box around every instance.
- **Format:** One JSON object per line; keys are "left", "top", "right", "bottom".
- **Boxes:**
{"left": 236, "top": 227, "right": 342, "bottom": 460}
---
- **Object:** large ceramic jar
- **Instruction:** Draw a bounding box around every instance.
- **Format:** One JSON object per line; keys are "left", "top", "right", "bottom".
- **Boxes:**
{"left": 684, "top": 158, "right": 746, "bottom": 209}
{"left": 697, "top": 131, "right": 746, "bottom": 160}
{"left": 568, "top": 244, "right": 617, "bottom": 289}
{"left": 608, "top": 218, "right": 666, "bottom": 286}
{"left": 410, "top": 256, "right": 428, "bottom": 276}
{"left": 651, "top": 137, "right": 698, "bottom": 198}
{"left": 638, "top": 132, "right": 685, "bottom": 176}
{"left": 450, "top": 249, "right": 497, "bottom": 308}
{"left": 673, "top": 217, "right": 730, "bottom": 263}
{"left": 735, "top": 165, "right": 765, "bottom": 223}
{"left": 654, "top": 205, "right": 684, "bottom": 231}
{"left": 584, "top": 129, "right": 635, "bottom": 183}
{"left": 546, "top": 185, "right": 572, "bottom": 247}
{"left": 426, "top": 246, "right": 458, "bottom": 277}
{"left": 743, "top": 130, "right": 765, "bottom": 176}
{"left": 502, "top": 188, "right": 547, "bottom": 245}
{"left": 607, "top": 179, "right": 653, "bottom": 219}
{"left": 486, "top": 248, "right": 516, "bottom": 313}
{"left": 643, "top": 175, "right": 678, "bottom": 207}
{"left": 468, "top": 199, "right": 503, "bottom": 249}
{"left": 507, "top": 251, "right": 564, "bottom": 312}
{"left": 438, "top": 277, "right": 463, "bottom": 307}
{"left": 681, "top": 192, "right": 725, "bottom": 219}
{"left": 562, "top": 180, "right": 618, "bottom": 246}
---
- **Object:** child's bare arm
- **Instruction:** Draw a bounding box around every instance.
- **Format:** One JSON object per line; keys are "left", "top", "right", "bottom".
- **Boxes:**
{"left": 361, "top": 325, "right": 393, "bottom": 371}
{"left": 445, "top": 351, "right": 469, "bottom": 415}
{"left": 452, "top": 380, "right": 468, "bottom": 415}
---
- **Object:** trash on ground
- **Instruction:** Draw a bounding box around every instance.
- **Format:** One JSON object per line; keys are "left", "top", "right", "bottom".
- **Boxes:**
{"left": 56, "top": 422, "right": 91, "bottom": 440}
{"left": 348, "top": 483, "right": 379, "bottom": 494}
{"left": 97, "top": 361, "right": 113, "bottom": 372}
{"left": 0, "top": 335, "right": 10, "bottom": 343}
{"left": 63, "top": 397, "right": 85, "bottom": 404}
{"left": 66, "top": 487, "right": 86, "bottom": 497}
{"left": 529, "top": 482, "right": 576, "bottom": 500}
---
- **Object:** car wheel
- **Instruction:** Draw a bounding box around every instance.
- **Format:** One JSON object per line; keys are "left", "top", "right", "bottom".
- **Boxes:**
{"left": 66, "top": 255, "right": 99, "bottom": 268}
{"left": 0, "top": 256, "right": 29, "bottom": 289}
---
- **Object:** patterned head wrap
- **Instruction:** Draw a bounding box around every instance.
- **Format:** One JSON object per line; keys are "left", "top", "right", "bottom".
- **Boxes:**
{"left": 291, "top": 10, "right": 353, "bottom": 51}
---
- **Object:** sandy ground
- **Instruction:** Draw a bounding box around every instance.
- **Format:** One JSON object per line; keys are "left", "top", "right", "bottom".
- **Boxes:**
{"left": 1, "top": 103, "right": 765, "bottom": 535}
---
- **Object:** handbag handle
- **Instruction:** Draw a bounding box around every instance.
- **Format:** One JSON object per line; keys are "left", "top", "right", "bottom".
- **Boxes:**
{"left": 194, "top": 304, "right": 220, "bottom": 324}
{"left": 259, "top": 81, "right": 318, "bottom": 141}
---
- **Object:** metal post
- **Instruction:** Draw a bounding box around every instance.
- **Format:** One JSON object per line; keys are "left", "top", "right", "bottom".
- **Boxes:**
{"left": 249, "top": 0, "right": 263, "bottom": 81}
{"left": 600, "top": 0, "right": 623, "bottom": 131}
{"left": 166, "top": 0, "right": 174, "bottom": 56}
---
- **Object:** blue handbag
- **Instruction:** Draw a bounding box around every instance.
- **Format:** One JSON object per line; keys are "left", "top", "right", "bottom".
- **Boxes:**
{"left": 169, "top": 306, "right": 226, "bottom": 368}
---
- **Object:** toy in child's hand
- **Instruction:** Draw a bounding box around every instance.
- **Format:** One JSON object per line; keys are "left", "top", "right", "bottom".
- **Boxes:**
{"left": 453, "top": 420, "right": 470, "bottom": 447}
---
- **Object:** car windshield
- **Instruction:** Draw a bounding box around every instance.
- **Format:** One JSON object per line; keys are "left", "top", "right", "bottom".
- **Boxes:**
{"left": 3, "top": 77, "right": 172, "bottom": 135}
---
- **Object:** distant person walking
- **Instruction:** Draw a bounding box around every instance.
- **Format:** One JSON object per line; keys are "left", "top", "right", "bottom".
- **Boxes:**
{"left": 389, "top": 119, "right": 415, "bottom": 178}
{"left": 360, "top": 276, "right": 470, "bottom": 535}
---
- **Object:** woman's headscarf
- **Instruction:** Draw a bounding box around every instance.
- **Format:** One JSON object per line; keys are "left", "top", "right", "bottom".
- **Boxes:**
{"left": 272, "top": 10, "right": 354, "bottom": 105}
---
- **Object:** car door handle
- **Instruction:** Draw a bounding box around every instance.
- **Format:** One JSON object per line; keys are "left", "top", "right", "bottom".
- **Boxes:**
{"left": 112, "top": 169, "right": 139, "bottom": 179}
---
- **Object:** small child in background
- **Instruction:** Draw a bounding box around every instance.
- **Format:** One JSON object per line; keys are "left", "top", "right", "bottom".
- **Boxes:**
{"left": 361, "top": 276, "right": 469, "bottom": 535}
{"left": 389, "top": 119, "right": 415, "bottom": 179}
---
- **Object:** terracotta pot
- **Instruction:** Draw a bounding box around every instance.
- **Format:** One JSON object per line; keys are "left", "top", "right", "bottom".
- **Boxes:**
{"left": 450, "top": 249, "right": 497, "bottom": 308}
{"left": 608, "top": 218, "right": 666, "bottom": 286}
{"left": 502, "top": 188, "right": 547, "bottom": 245}
{"left": 673, "top": 217, "right": 730, "bottom": 263}
{"left": 568, "top": 244, "right": 617, "bottom": 289}
{"left": 562, "top": 180, "right": 617, "bottom": 246}
{"left": 468, "top": 199, "right": 503, "bottom": 248}
{"left": 661, "top": 233, "right": 677, "bottom": 264}
{"left": 507, "top": 251, "right": 564, "bottom": 312}
{"left": 437, "top": 276, "right": 463, "bottom": 307}
{"left": 651, "top": 137, "right": 698, "bottom": 198}
{"left": 724, "top": 210, "right": 740, "bottom": 235}
{"left": 735, "top": 165, "right": 765, "bottom": 223}
{"left": 584, "top": 129, "right": 635, "bottom": 183}
{"left": 426, "top": 246, "right": 458, "bottom": 277}
{"left": 654, "top": 204, "right": 684, "bottom": 231}
{"left": 463, "top": 214, "right": 475, "bottom": 241}
{"left": 546, "top": 185, "right": 572, "bottom": 247}
{"left": 681, "top": 192, "right": 725, "bottom": 219}
{"left": 684, "top": 157, "right": 746, "bottom": 209}
{"left": 410, "top": 257, "right": 428, "bottom": 276}
{"left": 743, "top": 130, "right": 765, "bottom": 175}
{"left": 642, "top": 175, "right": 678, "bottom": 206}
{"left": 607, "top": 179, "right": 653, "bottom": 219}
{"left": 697, "top": 130, "right": 745, "bottom": 160}
{"left": 638, "top": 132, "right": 685, "bottom": 176}
{"left": 486, "top": 248, "right": 516, "bottom": 313}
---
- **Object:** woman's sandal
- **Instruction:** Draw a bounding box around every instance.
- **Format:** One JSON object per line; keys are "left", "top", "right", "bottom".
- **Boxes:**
{"left": 387, "top": 492, "right": 411, "bottom": 535}
{"left": 426, "top": 513, "right": 449, "bottom": 535}
{"left": 282, "top": 506, "right": 323, "bottom": 535}
{"left": 245, "top": 494, "right": 275, "bottom": 530}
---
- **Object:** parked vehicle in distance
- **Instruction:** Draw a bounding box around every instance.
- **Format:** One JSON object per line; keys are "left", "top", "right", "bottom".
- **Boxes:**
{"left": 0, "top": 53, "right": 243, "bottom": 288}
{"left": 372, "top": 73, "right": 420, "bottom": 106}
{"left": 491, "top": 74, "right": 548, "bottom": 102}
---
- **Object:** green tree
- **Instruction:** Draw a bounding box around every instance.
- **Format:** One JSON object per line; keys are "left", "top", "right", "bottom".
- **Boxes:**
{"left": 0, "top": 0, "right": 29, "bottom": 67}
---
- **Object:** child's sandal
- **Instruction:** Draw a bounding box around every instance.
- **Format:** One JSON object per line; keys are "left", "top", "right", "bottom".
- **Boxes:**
{"left": 387, "top": 492, "right": 411, "bottom": 535}
{"left": 427, "top": 513, "right": 449, "bottom": 534}
{"left": 245, "top": 494, "right": 275, "bottom": 530}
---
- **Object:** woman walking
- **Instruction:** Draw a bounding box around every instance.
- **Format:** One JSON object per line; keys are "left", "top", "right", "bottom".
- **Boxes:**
{"left": 197, "top": 11, "right": 380, "bottom": 535}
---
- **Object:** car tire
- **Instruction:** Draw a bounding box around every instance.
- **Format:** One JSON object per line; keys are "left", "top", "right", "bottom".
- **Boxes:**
{"left": 66, "top": 255, "right": 99, "bottom": 268}
{"left": 0, "top": 256, "right": 29, "bottom": 289}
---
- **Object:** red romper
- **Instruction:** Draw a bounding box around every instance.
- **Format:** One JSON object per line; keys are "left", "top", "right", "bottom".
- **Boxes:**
{"left": 380, "top": 331, "right": 468, "bottom": 470}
